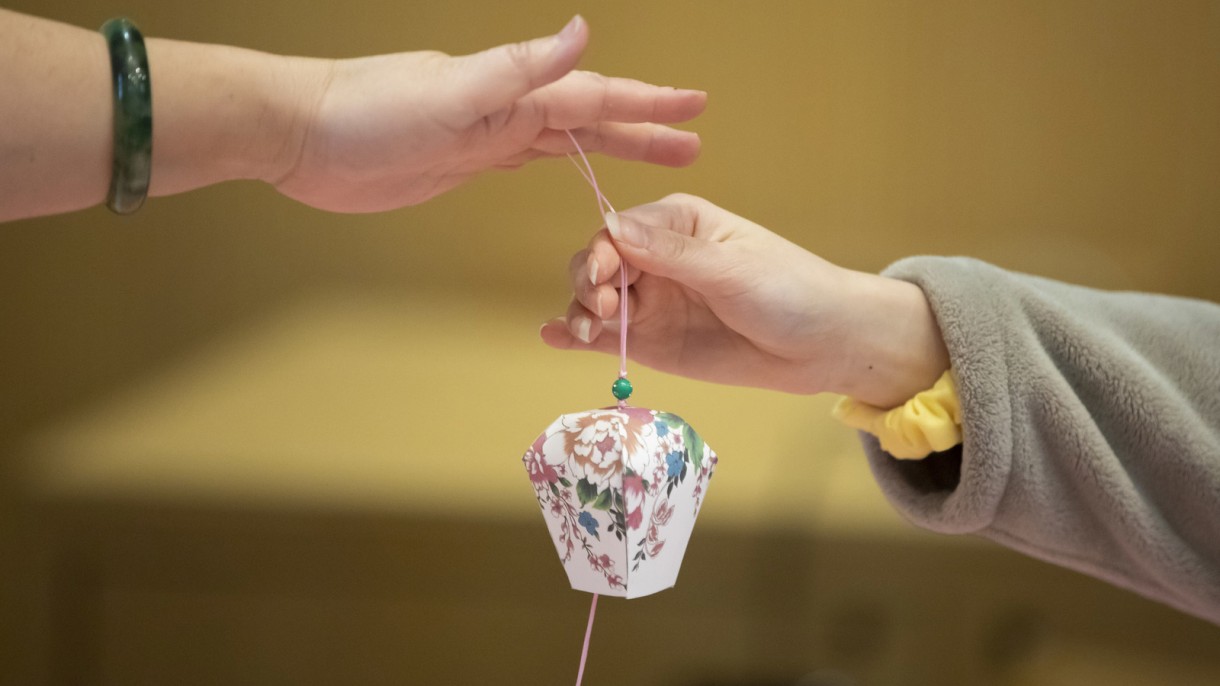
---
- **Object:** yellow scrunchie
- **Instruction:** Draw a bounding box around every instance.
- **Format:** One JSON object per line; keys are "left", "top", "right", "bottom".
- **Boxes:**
{"left": 831, "top": 370, "right": 961, "bottom": 459}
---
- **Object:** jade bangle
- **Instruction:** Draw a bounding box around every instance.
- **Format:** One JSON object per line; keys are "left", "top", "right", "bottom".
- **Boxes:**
{"left": 101, "top": 18, "right": 152, "bottom": 215}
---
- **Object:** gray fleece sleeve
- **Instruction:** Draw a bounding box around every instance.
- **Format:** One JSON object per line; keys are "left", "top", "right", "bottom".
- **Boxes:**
{"left": 864, "top": 256, "right": 1220, "bottom": 625}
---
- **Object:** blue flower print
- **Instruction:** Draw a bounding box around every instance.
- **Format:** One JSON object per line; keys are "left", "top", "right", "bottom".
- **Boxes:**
{"left": 666, "top": 451, "right": 684, "bottom": 478}
{"left": 578, "top": 511, "right": 600, "bottom": 538}
{"left": 654, "top": 421, "right": 669, "bottom": 437}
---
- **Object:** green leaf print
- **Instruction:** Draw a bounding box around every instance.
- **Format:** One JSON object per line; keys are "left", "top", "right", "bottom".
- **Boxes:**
{"left": 658, "top": 412, "right": 686, "bottom": 431}
{"left": 591, "top": 488, "right": 613, "bottom": 511}
{"left": 576, "top": 478, "right": 599, "bottom": 506}
{"left": 683, "top": 425, "right": 705, "bottom": 471}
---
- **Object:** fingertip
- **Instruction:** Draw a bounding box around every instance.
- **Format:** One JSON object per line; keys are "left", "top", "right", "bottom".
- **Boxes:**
{"left": 592, "top": 284, "right": 613, "bottom": 319}
{"left": 604, "top": 211, "right": 619, "bottom": 239}
{"left": 559, "top": 14, "right": 587, "bottom": 40}
{"left": 460, "top": 15, "right": 588, "bottom": 119}
{"left": 550, "top": 15, "right": 589, "bottom": 71}
{"left": 679, "top": 88, "right": 709, "bottom": 116}
{"left": 587, "top": 228, "right": 622, "bottom": 282}
{"left": 604, "top": 210, "right": 647, "bottom": 248}
{"left": 659, "top": 130, "right": 702, "bottom": 168}
{"left": 539, "top": 318, "right": 574, "bottom": 349}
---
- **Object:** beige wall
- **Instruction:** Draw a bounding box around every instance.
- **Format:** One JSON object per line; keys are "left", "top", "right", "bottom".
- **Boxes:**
{"left": 2, "top": 0, "right": 1218, "bottom": 437}
{"left": 2, "top": 1, "right": 1219, "bottom": 684}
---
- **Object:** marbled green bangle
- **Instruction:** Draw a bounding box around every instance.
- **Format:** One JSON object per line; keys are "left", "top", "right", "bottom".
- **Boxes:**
{"left": 100, "top": 18, "right": 152, "bottom": 215}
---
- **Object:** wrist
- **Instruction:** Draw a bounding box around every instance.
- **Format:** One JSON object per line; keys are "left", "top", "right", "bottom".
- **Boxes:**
{"left": 144, "top": 39, "right": 330, "bottom": 195}
{"left": 829, "top": 270, "right": 950, "bottom": 409}
{"left": 256, "top": 54, "right": 335, "bottom": 187}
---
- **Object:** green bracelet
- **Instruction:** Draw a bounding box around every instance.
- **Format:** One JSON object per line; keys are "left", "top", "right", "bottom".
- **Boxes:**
{"left": 101, "top": 18, "right": 152, "bottom": 215}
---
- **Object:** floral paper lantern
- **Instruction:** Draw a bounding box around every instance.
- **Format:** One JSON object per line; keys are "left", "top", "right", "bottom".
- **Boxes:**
{"left": 523, "top": 406, "right": 717, "bottom": 598}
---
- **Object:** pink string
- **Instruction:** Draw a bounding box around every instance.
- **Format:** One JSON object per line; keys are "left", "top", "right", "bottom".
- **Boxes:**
{"left": 564, "top": 132, "right": 620, "bottom": 685}
{"left": 564, "top": 130, "right": 629, "bottom": 410}
{"left": 574, "top": 592, "right": 599, "bottom": 686}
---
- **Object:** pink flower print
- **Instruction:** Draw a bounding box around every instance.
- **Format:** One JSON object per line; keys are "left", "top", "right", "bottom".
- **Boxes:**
{"left": 619, "top": 411, "right": 659, "bottom": 475}
{"left": 589, "top": 553, "right": 614, "bottom": 573}
{"left": 645, "top": 525, "right": 666, "bottom": 558}
{"left": 541, "top": 410, "right": 656, "bottom": 489}
{"left": 622, "top": 473, "right": 645, "bottom": 531}
{"left": 523, "top": 449, "right": 559, "bottom": 485}
{"left": 626, "top": 508, "right": 643, "bottom": 531}
{"left": 653, "top": 499, "right": 675, "bottom": 526}
{"left": 644, "top": 500, "right": 675, "bottom": 557}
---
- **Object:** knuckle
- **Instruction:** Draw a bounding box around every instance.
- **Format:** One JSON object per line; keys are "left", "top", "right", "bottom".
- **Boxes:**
{"left": 503, "top": 41, "right": 539, "bottom": 86}
{"left": 593, "top": 72, "right": 614, "bottom": 120}
{"left": 569, "top": 249, "right": 590, "bottom": 275}
{"left": 577, "top": 285, "right": 602, "bottom": 314}
{"left": 660, "top": 191, "right": 690, "bottom": 204}
{"left": 656, "top": 230, "right": 687, "bottom": 262}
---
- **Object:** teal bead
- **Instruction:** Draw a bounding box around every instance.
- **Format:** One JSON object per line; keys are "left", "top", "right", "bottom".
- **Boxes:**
{"left": 611, "top": 377, "right": 633, "bottom": 400}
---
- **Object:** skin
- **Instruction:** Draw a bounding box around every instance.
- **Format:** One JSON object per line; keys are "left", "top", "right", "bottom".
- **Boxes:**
{"left": 0, "top": 11, "right": 706, "bottom": 221}
{"left": 539, "top": 194, "right": 951, "bottom": 409}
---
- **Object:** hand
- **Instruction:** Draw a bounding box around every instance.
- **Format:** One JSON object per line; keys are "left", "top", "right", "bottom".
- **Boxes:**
{"left": 538, "top": 194, "right": 950, "bottom": 408}
{"left": 271, "top": 16, "right": 706, "bottom": 212}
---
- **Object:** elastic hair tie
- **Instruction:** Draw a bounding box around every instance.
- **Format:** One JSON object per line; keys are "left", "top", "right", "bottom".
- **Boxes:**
{"left": 100, "top": 18, "right": 153, "bottom": 215}
{"left": 831, "top": 369, "right": 962, "bottom": 459}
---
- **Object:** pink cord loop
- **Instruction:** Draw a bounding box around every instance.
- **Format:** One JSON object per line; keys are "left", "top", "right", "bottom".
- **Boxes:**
{"left": 564, "top": 130, "right": 630, "bottom": 405}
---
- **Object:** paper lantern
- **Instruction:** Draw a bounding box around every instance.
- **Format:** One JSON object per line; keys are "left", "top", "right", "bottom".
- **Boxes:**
{"left": 523, "top": 406, "right": 717, "bottom": 598}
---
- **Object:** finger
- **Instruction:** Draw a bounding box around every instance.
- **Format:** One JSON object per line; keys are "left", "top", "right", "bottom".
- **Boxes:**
{"left": 603, "top": 202, "right": 728, "bottom": 290}
{"left": 529, "top": 71, "right": 707, "bottom": 127}
{"left": 568, "top": 248, "right": 594, "bottom": 287}
{"left": 586, "top": 230, "right": 619, "bottom": 286}
{"left": 565, "top": 299, "right": 605, "bottom": 344}
{"left": 539, "top": 317, "right": 580, "bottom": 350}
{"left": 586, "top": 229, "right": 642, "bottom": 287}
{"left": 567, "top": 250, "right": 607, "bottom": 318}
{"left": 539, "top": 317, "right": 618, "bottom": 354}
{"left": 610, "top": 193, "right": 744, "bottom": 242}
{"left": 537, "top": 282, "right": 640, "bottom": 352}
{"left": 451, "top": 15, "right": 589, "bottom": 120}
{"left": 533, "top": 123, "right": 701, "bottom": 167}
{"left": 493, "top": 148, "right": 546, "bottom": 170}
{"left": 593, "top": 287, "right": 641, "bottom": 328}
{"left": 566, "top": 240, "right": 634, "bottom": 317}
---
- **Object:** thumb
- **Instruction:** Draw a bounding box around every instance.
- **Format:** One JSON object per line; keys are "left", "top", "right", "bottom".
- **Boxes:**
{"left": 453, "top": 15, "right": 588, "bottom": 119}
{"left": 604, "top": 210, "right": 726, "bottom": 291}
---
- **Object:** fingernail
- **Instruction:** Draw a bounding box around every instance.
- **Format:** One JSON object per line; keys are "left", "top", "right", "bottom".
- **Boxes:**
{"left": 605, "top": 212, "right": 646, "bottom": 248}
{"left": 572, "top": 316, "right": 592, "bottom": 343}
{"left": 588, "top": 256, "right": 599, "bottom": 285}
{"left": 560, "top": 15, "right": 583, "bottom": 39}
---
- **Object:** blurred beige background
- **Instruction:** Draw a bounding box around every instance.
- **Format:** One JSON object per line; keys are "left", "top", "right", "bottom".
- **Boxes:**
{"left": 2, "top": 1, "right": 1218, "bottom": 685}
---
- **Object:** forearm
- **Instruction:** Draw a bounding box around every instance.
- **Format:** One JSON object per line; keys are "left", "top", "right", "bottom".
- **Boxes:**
{"left": 0, "top": 9, "right": 110, "bottom": 220}
{"left": 0, "top": 9, "right": 320, "bottom": 221}
{"left": 864, "top": 256, "right": 1220, "bottom": 623}
{"left": 144, "top": 39, "right": 324, "bottom": 198}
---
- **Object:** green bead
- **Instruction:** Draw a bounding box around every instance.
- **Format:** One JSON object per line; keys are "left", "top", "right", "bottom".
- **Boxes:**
{"left": 611, "top": 377, "right": 633, "bottom": 400}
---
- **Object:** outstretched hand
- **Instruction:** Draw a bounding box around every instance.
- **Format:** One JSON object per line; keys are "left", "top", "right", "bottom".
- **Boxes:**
{"left": 273, "top": 16, "right": 706, "bottom": 212}
{"left": 539, "top": 194, "right": 950, "bottom": 408}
